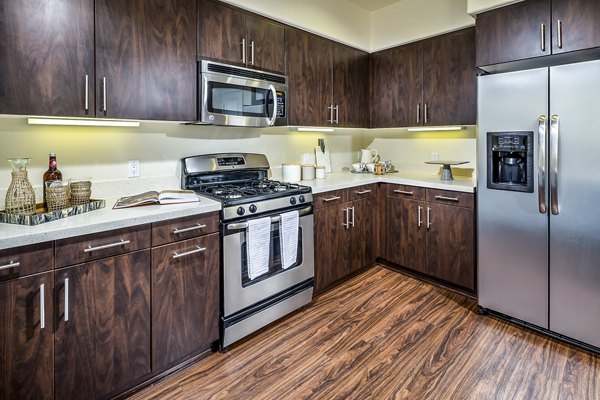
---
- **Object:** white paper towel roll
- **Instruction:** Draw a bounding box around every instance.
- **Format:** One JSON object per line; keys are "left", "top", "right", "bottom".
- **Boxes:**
{"left": 282, "top": 164, "right": 301, "bottom": 183}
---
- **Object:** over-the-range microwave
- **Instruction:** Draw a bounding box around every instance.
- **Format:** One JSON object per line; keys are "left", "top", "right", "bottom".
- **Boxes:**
{"left": 198, "top": 60, "right": 287, "bottom": 127}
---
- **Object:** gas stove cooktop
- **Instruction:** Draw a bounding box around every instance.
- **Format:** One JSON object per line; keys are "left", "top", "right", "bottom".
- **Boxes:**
{"left": 193, "top": 179, "right": 311, "bottom": 204}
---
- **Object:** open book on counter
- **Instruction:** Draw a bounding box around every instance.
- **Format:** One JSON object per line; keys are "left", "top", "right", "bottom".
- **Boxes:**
{"left": 113, "top": 190, "right": 200, "bottom": 209}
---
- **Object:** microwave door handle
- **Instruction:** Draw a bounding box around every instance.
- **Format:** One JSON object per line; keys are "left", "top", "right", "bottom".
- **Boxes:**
{"left": 267, "top": 84, "right": 278, "bottom": 126}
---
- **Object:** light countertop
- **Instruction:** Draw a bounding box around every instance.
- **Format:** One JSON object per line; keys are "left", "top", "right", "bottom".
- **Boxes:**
{"left": 0, "top": 196, "right": 221, "bottom": 250}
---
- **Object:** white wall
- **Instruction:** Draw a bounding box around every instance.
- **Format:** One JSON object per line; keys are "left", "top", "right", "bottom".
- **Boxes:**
{"left": 221, "top": 0, "right": 371, "bottom": 51}
{"left": 467, "top": 0, "right": 523, "bottom": 14}
{"left": 370, "top": 0, "right": 475, "bottom": 51}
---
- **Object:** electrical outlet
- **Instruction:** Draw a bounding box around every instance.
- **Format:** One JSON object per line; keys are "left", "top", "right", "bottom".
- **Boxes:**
{"left": 431, "top": 152, "right": 439, "bottom": 161}
{"left": 128, "top": 160, "right": 140, "bottom": 178}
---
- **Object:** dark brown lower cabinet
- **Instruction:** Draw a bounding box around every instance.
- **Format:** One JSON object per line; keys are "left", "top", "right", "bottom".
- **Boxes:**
{"left": 54, "top": 250, "right": 151, "bottom": 400}
{"left": 314, "top": 204, "right": 349, "bottom": 293}
{"left": 349, "top": 198, "right": 375, "bottom": 274}
{"left": 0, "top": 272, "right": 54, "bottom": 400}
{"left": 386, "top": 197, "right": 426, "bottom": 274}
{"left": 151, "top": 233, "right": 220, "bottom": 371}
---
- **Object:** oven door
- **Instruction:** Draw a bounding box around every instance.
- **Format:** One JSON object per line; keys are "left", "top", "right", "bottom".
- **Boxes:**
{"left": 222, "top": 205, "right": 314, "bottom": 317}
{"left": 201, "top": 72, "right": 287, "bottom": 127}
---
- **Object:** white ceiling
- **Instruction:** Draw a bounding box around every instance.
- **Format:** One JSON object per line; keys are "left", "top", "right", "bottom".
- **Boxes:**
{"left": 347, "top": 0, "right": 406, "bottom": 11}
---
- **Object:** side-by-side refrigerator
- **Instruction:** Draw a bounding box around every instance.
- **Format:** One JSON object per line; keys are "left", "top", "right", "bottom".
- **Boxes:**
{"left": 477, "top": 59, "right": 600, "bottom": 350}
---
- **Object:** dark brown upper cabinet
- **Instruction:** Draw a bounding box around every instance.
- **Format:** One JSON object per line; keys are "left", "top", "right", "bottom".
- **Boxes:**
{"left": 371, "top": 28, "right": 476, "bottom": 128}
{"left": 0, "top": 0, "right": 95, "bottom": 117}
{"left": 0, "top": 0, "right": 196, "bottom": 121}
{"left": 286, "top": 27, "right": 369, "bottom": 128}
{"left": 198, "top": 0, "right": 285, "bottom": 73}
{"left": 476, "top": 0, "right": 600, "bottom": 68}
{"left": 95, "top": 0, "right": 196, "bottom": 121}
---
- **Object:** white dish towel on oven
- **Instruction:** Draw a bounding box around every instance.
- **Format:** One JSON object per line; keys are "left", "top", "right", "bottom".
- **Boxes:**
{"left": 246, "top": 216, "right": 272, "bottom": 280}
{"left": 279, "top": 210, "right": 299, "bottom": 269}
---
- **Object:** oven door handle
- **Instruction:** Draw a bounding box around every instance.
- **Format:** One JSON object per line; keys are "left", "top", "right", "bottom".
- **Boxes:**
{"left": 226, "top": 205, "right": 312, "bottom": 230}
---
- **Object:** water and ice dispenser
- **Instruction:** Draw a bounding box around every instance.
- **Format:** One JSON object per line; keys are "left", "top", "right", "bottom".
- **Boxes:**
{"left": 487, "top": 131, "right": 534, "bottom": 193}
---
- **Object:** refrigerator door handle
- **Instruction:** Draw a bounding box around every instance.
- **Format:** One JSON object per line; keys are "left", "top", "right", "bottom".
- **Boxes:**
{"left": 538, "top": 115, "right": 547, "bottom": 214}
{"left": 550, "top": 115, "right": 560, "bottom": 215}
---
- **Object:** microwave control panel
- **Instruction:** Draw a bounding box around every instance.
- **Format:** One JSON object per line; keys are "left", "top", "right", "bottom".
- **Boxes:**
{"left": 276, "top": 91, "right": 286, "bottom": 118}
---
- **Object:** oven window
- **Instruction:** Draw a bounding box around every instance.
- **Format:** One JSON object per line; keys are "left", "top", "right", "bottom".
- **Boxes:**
{"left": 207, "top": 82, "right": 274, "bottom": 117}
{"left": 240, "top": 224, "right": 303, "bottom": 287}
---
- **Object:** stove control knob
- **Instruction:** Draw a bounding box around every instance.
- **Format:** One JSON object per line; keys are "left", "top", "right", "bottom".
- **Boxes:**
{"left": 237, "top": 207, "right": 245, "bottom": 216}
{"left": 290, "top": 197, "right": 297, "bottom": 205}
{"left": 249, "top": 204, "right": 257, "bottom": 213}
{"left": 299, "top": 195, "right": 305, "bottom": 203}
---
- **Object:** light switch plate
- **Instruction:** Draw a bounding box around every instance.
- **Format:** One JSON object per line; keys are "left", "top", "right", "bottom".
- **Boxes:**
{"left": 128, "top": 160, "right": 140, "bottom": 178}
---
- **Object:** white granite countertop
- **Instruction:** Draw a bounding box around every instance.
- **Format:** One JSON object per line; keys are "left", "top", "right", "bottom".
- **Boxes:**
{"left": 0, "top": 195, "right": 221, "bottom": 250}
{"left": 293, "top": 171, "right": 477, "bottom": 194}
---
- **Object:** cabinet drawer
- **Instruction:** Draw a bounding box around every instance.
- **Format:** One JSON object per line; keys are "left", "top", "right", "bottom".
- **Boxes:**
{"left": 152, "top": 212, "right": 219, "bottom": 247}
{"left": 313, "top": 189, "right": 348, "bottom": 209}
{"left": 427, "top": 189, "right": 474, "bottom": 208}
{"left": 347, "top": 184, "right": 377, "bottom": 201}
{"left": 55, "top": 224, "right": 151, "bottom": 268}
{"left": 0, "top": 242, "right": 53, "bottom": 282}
{"left": 387, "top": 184, "right": 426, "bottom": 201}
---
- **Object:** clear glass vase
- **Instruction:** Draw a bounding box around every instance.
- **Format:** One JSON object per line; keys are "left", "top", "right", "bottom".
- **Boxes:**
{"left": 5, "top": 158, "right": 36, "bottom": 215}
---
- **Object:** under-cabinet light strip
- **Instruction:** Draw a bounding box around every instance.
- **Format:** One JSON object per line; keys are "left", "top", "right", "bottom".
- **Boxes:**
{"left": 28, "top": 117, "right": 140, "bottom": 127}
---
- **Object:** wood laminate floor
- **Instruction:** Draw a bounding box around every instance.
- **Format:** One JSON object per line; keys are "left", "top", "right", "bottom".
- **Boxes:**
{"left": 129, "top": 266, "right": 600, "bottom": 400}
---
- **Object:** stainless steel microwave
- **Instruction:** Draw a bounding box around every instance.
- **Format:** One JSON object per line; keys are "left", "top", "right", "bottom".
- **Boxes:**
{"left": 199, "top": 60, "right": 288, "bottom": 127}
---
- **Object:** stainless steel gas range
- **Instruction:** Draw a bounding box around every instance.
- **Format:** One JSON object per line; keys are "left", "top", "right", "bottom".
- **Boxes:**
{"left": 181, "top": 153, "right": 314, "bottom": 348}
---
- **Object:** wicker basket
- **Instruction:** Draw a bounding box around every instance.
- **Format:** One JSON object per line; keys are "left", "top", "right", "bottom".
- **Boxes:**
{"left": 70, "top": 180, "right": 92, "bottom": 206}
{"left": 46, "top": 185, "right": 71, "bottom": 211}
{"left": 5, "top": 171, "right": 36, "bottom": 215}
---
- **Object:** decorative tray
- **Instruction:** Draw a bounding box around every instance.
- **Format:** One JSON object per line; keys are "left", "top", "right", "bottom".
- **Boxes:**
{"left": 0, "top": 199, "right": 105, "bottom": 226}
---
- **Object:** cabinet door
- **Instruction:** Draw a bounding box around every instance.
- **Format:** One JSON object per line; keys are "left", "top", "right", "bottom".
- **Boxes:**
{"left": 551, "top": 0, "right": 600, "bottom": 54}
{"left": 246, "top": 14, "right": 285, "bottom": 72}
{"left": 314, "top": 204, "right": 349, "bottom": 293}
{"left": 370, "top": 42, "right": 422, "bottom": 128}
{"left": 476, "top": 0, "right": 551, "bottom": 67}
{"left": 55, "top": 250, "right": 151, "bottom": 400}
{"left": 423, "top": 28, "right": 476, "bottom": 126}
{"left": 286, "top": 27, "right": 333, "bottom": 126}
{"left": 333, "top": 44, "right": 369, "bottom": 128}
{"left": 95, "top": 0, "right": 196, "bottom": 121}
{"left": 0, "top": 272, "right": 53, "bottom": 400}
{"left": 386, "top": 197, "right": 426, "bottom": 273}
{"left": 349, "top": 198, "right": 375, "bottom": 273}
{"left": 152, "top": 234, "right": 220, "bottom": 371}
{"left": 198, "top": 0, "right": 245, "bottom": 65}
{"left": 426, "top": 203, "right": 475, "bottom": 291}
{"left": 0, "top": 0, "right": 94, "bottom": 116}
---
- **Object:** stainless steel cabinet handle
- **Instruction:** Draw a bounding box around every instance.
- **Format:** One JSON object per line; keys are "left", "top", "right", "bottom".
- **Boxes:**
{"left": 0, "top": 260, "right": 19, "bottom": 271}
{"left": 424, "top": 103, "right": 429, "bottom": 124}
{"left": 538, "top": 115, "right": 547, "bottom": 214}
{"left": 40, "top": 283, "right": 45, "bottom": 330}
{"left": 173, "top": 224, "right": 207, "bottom": 235}
{"left": 434, "top": 195, "right": 459, "bottom": 202}
{"left": 342, "top": 208, "right": 349, "bottom": 229}
{"left": 418, "top": 205, "right": 422, "bottom": 228}
{"left": 327, "top": 105, "right": 334, "bottom": 123}
{"left": 550, "top": 115, "right": 560, "bottom": 215}
{"left": 241, "top": 38, "right": 246, "bottom": 63}
{"left": 250, "top": 40, "right": 255, "bottom": 65}
{"left": 323, "top": 196, "right": 341, "bottom": 202}
{"left": 393, "top": 190, "right": 413, "bottom": 195}
{"left": 102, "top": 77, "right": 107, "bottom": 112}
{"left": 83, "top": 239, "right": 131, "bottom": 253}
{"left": 226, "top": 205, "right": 312, "bottom": 230}
{"left": 350, "top": 206, "right": 355, "bottom": 227}
{"left": 356, "top": 190, "right": 372, "bottom": 195}
{"left": 426, "top": 207, "right": 431, "bottom": 228}
{"left": 540, "top": 24, "right": 546, "bottom": 52}
{"left": 416, "top": 103, "right": 421, "bottom": 124}
{"left": 334, "top": 105, "right": 339, "bottom": 124}
{"left": 85, "top": 74, "right": 89, "bottom": 111}
{"left": 64, "top": 278, "right": 69, "bottom": 322}
{"left": 172, "top": 246, "right": 206, "bottom": 260}
{"left": 557, "top": 20, "right": 563, "bottom": 49}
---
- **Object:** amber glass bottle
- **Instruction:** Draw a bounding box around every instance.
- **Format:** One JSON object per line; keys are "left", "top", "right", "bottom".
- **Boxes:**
{"left": 43, "top": 152, "right": 62, "bottom": 208}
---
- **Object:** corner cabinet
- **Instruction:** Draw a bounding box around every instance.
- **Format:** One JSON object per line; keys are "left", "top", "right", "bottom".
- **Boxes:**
{"left": 370, "top": 28, "right": 476, "bottom": 128}
{"left": 476, "top": 0, "right": 600, "bottom": 69}
{"left": 0, "top": 0, "right": 196, "bottom": 121}
{"left": 385, "top": 184, "right": 475, "bottom": 293}
{"left": 198, "top": 0, "right": 285, "bottom": 73}
{"left": 286, "top": 27, "right": 369, "bottom": 128}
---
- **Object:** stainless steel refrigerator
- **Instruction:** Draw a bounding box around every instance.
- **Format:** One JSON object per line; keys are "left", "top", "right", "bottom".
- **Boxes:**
{"left": 477, "top": 59, "right": 600, "bottom": 350}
